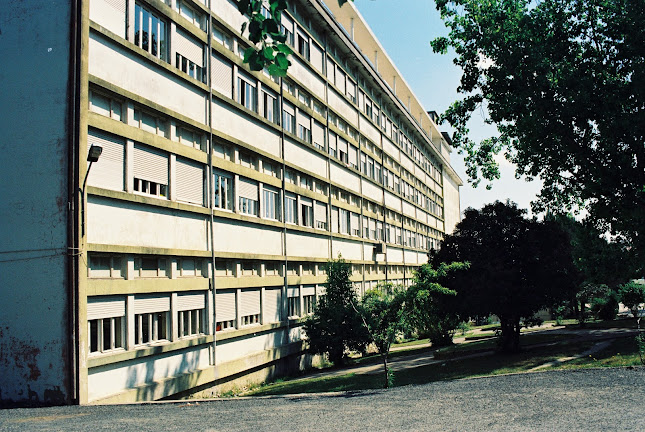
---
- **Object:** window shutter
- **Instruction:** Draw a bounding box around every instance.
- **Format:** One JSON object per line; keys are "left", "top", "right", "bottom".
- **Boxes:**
{"left": 310, "top": 41, "right": 323, "bottom": 72}
{"left": 175, "top": 28, "right": 204, "bottom": 66}
{"left": 216, "top": 290, "right": 236, "bottom": 322}
{"left": 287, "top": 286, "right": 299, "bottom": 298}
{"left": 338, "top": 137, "right": 348, "bottom": 155}
{"left": 134, "top": 294, "right": 170, "bottom": 313}
{"left": 328, "top": 131, "right": 337, "bottom": 152}
{"left": 240, "top": 289, "right": 260, "bottom": 316}
{"left": 302, "top": 286, "right": 315, "bottom": 296}
{"left": 358, "top": 91, "right": 364, "bottom": 109}
{"left": 237, "top": 177, "right": 258, "bottom": 200}
{"left": 297, "top": 110, "right": 310, "bottom": 129}
{"left": 331, "top": 207, "right": 339, "bottom": 232}
{"left": 350, "top": 212, "right": 360, "bottom": 232}
{"left": 211, "top": 53, "right": 233, "bottom": 96}
{"left": 87, "top": 296, "right": 126, "bottom": 320}
{"left": 348, "top": 145, "right": 358, "bottom": 166}
{"left": 346, "top": 80, "right": 356, "bottom": 99}
{"left": 263, "top": 288, "right": 282, "bottom": 323}
{"left": 281, "top": 14, "right": 294, "bottom": 34}
{"left": 312, "top": 120, "right": 325, "bottom": 148}
{"left": 283, "top": 103, "right": 295, "bottom": 117}
{"left": 133, "top": 144, "right": 168, "bottom": 184}
{"left": 315, "top": 202, "right": 326, "bottom": 222}
{"left": 177, "top": 292, "right": 206, "bottom": 311}
{"left": 335, "top": 66, "right": 346, "bottom": 93}
{"left": 87, "top": 128, "right": 124, "bottom": 191}
{"left": 176, "top": 157, "right": 204, "bottom": 205}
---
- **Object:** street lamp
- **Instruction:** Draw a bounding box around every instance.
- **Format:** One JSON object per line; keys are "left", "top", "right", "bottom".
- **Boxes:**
{"left": 81, "top": 144, "right": 103, "bottom": 236}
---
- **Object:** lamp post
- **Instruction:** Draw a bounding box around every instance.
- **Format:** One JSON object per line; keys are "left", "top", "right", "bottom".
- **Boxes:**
{"left": 81, "top": 144, "right": 102, "bottom": 236}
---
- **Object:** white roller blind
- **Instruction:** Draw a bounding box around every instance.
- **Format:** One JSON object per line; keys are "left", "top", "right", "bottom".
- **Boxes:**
{"left": 346, "top": 80, "right": 356, "bottom": 99}
{"left": 331, "top": 207, "right": 339, "bottom": 232}
{"left": 281, "top": 14, "right": 293, "bottom": 33}
{"left": 358, "top": 91, "right": 364, "bottom": 108}
{"left": 328, "top": 131, "right": 337, "bottom": 152}
{"left": 237, "top": 177, "right": 258, "bottom": 200}
{"left": 335, "top": 66, "right": 346, "bottom": 93}
{"left": 348, "top": 145, "right": 358, "bottom": 166}
{"left": 87, "top": 128, "right": 124, "bottom": 191}
{"left": 310, "top": 41, "right": 323, "bottom": 73}
{"left": 134, "top": 294, "right": 170, "bottom": 314}
{"left": 369, "top": 218, "right": 376, "bottom": 231}
{"left": 240, "top": 289, "right": 260, "bottom": 316}
{"left": 350, "top": 212, "right": 360, "bottom": 231}
{"left": 133, "top": 144, "right": 168, "bottom": 184}
{"left": 338, "top": 137, "right": 348, "bottom": 154}
{"left": 176, "top": 157, "right": 204, "bottom": 204}
{"left": 283, "top": 103, "right": 295, "bottom": 116}
{"left": 211, "top": 53, "right": 233, "bottom": 96}
{"left": 87, "top": 296, "right": 125, "bottom": 320}
{"left": 264, "top": 288, "right": 282, "bottom": 323}
{"left": 175, "top": 28, "right": 204, "bottom": 66}
{"left": 315, "top": 202, "right": 326, "bottom": 221}
{"left": 326, "top": 57, "right": 335, "bottom": 81}
{"left": 302, "top": 286, "right": 315, "bottom": 296}
{"left": 177, "top": 292, "right": 206, "bottom": 311}
{"left": 297, "top": 110, "right": 310, "bottom": 128}
{"left": 312, "top": 120, "right": 325, "bottom": 148}
{"left": 216, "top": 290, "right": 236, "bottom": 322}
{"left": 287, "top": 286, "right": 299, "bottom": 297}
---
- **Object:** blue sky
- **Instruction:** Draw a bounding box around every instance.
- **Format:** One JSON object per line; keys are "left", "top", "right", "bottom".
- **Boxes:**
{"left": 352, "top": 0, "right": 542, "bottom": 216}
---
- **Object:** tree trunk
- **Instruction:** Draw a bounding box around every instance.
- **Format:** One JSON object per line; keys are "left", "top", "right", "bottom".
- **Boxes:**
{"left": 381, "top": 354, "right": 389, "bottom": 389}
{"left": 499, "top": 317, "right": 521, "bottom": 353}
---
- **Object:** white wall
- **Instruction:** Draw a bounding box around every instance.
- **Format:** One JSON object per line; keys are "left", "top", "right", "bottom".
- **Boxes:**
{"left": 89, "top": 32, "right": 207, "bottom": 123}
{"left": 213, "top": 219, "right": 283, "bottom": 255}
{"left": 443, "top": 172, "right": 461, "bottom": 235}
{"left": 284, "top": 138, "right": 327, "bottom": 178}
{"left": 286, "top": 232, "right": 328, "bottom": 258}
{"left": 332, "top": 238, "right": 362, "bottom": 260}
{"left": 87, "top": 197, "right": 209, "bottom": 250}
{"left": 216, "top": 329, "right": 287, "bottom": 363}
{"left": 330, "top": 162, "right": 360, "bottom": 194}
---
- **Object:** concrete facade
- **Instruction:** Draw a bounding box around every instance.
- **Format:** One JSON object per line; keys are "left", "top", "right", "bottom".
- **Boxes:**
{"left": 0, "top": 0, "right": 461, "bottom": 405}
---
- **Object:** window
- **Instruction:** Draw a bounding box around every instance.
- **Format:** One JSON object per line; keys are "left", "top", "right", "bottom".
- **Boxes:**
{"left": 300, "top": 199, "right": 313, "bottom": 227}
{"left": 241, "top": 314, "right": 260, "bottom": 326}
{"left": 133, "top": 144, "right": 168, "bottom": 198}
{"left": 339, "top": 209, "right": 350, "bottom": 235}
{"left": 262, "top": 90, "right": 279, "bottom": 124}
{"left": 178, "top": 0, "right": 203, "bottom": 29}
{"left": 178, "top": 309, "right": 203, "bottom": 338}
{"left": 241, "top": 261, "right": 258, "bottom": 276}
{"left": 134, "top": 312, "right": 168, "bottom": 345}
{"left": 313, "top": 100, "right": 326, "bottom": 116}
{"left": 299, "top": 175, "right": 312, "bottom": 190}
{"left": 215, "top": 259, "right": 235, "bottom": 277}
{"left": 134, "top": 256, "right": 167, "bottom": 278}
{"left": 298, "top": 123, "right": 311, "bottom": 143}
{"left": 178, "top": 126, "right": 202, "bottom": 150}
{"left": 212, "top": 25, "right": 233, "bottom": 50}
{"left": 133, "top": 2, "right": 168, "bottom": 61}
{"left": 284, "top": 169, "right": 296, "bottom": 184}
{"left": 237, "top": 74, "right": 257, "bottom": 112}
{"left": 133, "top": 108, "right": 166, "bottom": 137}
{"left": 213, "top": 171, "right": 233, "bottom": 210}
{"left": 288, "top": 296, "right": 300, "bottom": 317}
{"left": 178, "top": 258, "right": 202, "bottom": 277}
{"left": 298, "top": 89, "right": 311, "bottom": 107}
{"left": 263, "top": 188, "right": 280, "bottom": 220}
{"left": 239, "top": 196, "right": 258, "bottom": 216}
{"left": 89, "top": 316, "right": 124, "bottom": 354}
{"left": 176, "top": 53, "right": 204, "bottom": 82}
{"left": 264, "top": 261, "right": 280, "bottom": 276}
{"left": 283, "top": 104, "right": 295, "bottom": 134}
{"left": 303, "top": 295, "right": 315, "bottom": 315}
{"left": 285, "top": 194, "right": 297, "bottom": 224}
{"left": 239, "top": 151, "right": 255, "bottom": 169}
{"left": 88, "top": 254, "right": 123, "bottom": 278}
{"left": 296, "top": 30, "right": 309, "bottom": 60}
{"left": 282, "top": 78, "right": 296, "bottom": 96}
{"left": 89, "top": 90, "right": 122, "bottom": 121}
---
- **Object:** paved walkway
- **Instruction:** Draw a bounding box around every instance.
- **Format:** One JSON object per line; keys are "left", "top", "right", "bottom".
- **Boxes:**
{"left": 1, "top": 368, "right": 643, "bottom": 431}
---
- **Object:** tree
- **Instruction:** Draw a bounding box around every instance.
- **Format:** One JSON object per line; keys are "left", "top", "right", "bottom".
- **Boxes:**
{"left": 234, "top": 0, "right": 353, "bottom": 76}
{"left": 618, "top": 281, "right": 645, "bottom": 327}
{"left": 436, "top": 201, "right": 577, "bottom": 352}
{"left": 431, "top": 0, "right": 645, "bottom": 265}
{"left": 303, "top": 256, "right": 369, "bottom": 365}
{"left": 403, "top": 262, "right": 468, "bottom": 347}
{"left": 357, "top": 285, "right": 405, "bottom": 388}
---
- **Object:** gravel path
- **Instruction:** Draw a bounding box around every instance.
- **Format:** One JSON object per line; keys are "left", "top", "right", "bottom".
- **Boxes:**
{"left": 1, "top": 368, "right": 643, "bottom": 431}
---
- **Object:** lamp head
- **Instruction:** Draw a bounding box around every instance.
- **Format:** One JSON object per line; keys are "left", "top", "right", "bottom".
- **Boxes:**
{"left": 87, "top": 144, "right": 103, "bottom": 163}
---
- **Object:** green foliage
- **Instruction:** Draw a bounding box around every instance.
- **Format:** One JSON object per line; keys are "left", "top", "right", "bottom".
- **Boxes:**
{"left": 457, "top": 321, "right": 472, "bottom": 336}
{"left": 403, "top": 262, "right": 468, "bottom": 347}
{"left": 432, "top": 0, "right": 645, "bottom": 263}
{"left": 618, "top": 281, "right": 645, "bottom": 321}
{"left": 302, "top": 257, "right": 369, "bottom": 365}
{"left": 236, "top": 0, "right": 353, "bottom": 76}
{"left": 435, "top": 201, "right": 578, "bottom": 352}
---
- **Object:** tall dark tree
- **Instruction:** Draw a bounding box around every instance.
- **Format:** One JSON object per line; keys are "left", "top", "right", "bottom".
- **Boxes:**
{"left": 432, "top": 0, "right": 645, "bottom": 266}
{"left": 436, "top": 201, "right": 577, "bottom": 352}
{"left": 303, "top": 257, "right": 369, "bottom": 365}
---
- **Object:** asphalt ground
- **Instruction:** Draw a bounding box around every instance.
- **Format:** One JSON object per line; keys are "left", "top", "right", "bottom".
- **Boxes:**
{"left": 1, "top": 367, "right": 643, "bottom": 431}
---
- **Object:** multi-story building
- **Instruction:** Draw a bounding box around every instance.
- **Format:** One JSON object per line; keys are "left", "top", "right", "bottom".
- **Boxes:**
{"left": 0, "top": 0, "right": 461, "bottom": 405}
